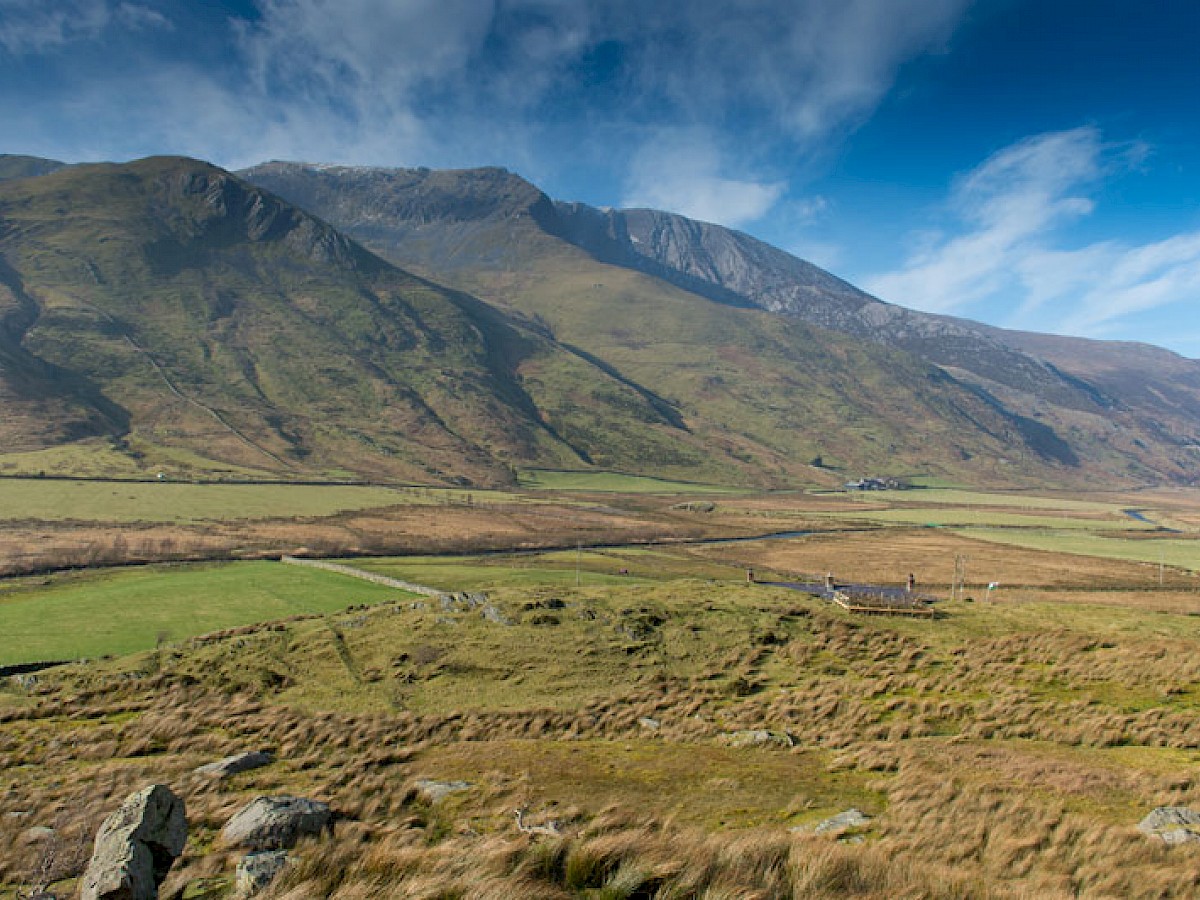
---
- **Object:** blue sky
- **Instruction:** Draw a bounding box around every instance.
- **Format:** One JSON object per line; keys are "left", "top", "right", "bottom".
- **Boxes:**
{"left": 2, "top": 0, "right": 1198, "bottom": 356}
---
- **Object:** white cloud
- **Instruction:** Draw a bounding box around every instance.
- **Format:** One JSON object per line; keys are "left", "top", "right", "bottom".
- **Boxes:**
{"left": 0, "top": 0, "right": 110, "bottom": 53}
{"left": 588, "top": 0, "right": 968, "bottom": 142}
{"left": 622, "top": 133, "right": 785, "bottom": 228}
{"left": 0, "top": 0, "right": 166, "bottom": 54}
{"left": 862, "top": 127, "right": 1200, "bottom": 344}
{"left": 5, "top": 0, "right": 973, "bottom": 178}
{"left": 238, "top": 0, "right": 494, "bottom": 97}
{"left": 865, "top": 128, "right": 1104, "bottom": 312}
{"left": 114, "top": 2, "right": 170, "bottom": 31}
{"left": 1053, "top": 234, "right": 1200, "bottom": 337}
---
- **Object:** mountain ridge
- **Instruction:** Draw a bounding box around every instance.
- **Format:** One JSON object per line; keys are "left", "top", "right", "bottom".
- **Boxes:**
{"left": 0, "top": 154, "right": 1193, "bottom": 487}
{"left": 0, "top": 156, "right": 700, "bottom": 483}
{"left": 242, "top": 161, "right": 1175, "bottom": 487}
{"left": 241, "top": 160, "right": 1199, "bottom": 485}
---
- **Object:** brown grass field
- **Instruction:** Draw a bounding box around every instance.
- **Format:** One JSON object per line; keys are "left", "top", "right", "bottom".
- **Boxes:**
{"left": 0, "top": 495, "right": 747, "bottom": 578}
{"left": 3, "top": 483, "right": 1200, "bottom": 898}
{"left": 689, "top": 527, "right": 1199, "bottom": 593}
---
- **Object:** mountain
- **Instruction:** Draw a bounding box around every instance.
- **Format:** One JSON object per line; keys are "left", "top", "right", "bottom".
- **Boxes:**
{"left": 242, "top": 161, "right": 1200, "bottom": 486}
{"left": 4, "top": 154, "right": 1190, "bottom": 488}
{"left": 549, "top": 204, "right": 1200, "bottom": 483}
{"left": 240, "top": 161, "right": 1133, "bottom": 488}
{"left": 0, "top": 154, "right": 66, "bottom": 182}
{"left": 0, "top": 156, "right": 743, "bottom": 484}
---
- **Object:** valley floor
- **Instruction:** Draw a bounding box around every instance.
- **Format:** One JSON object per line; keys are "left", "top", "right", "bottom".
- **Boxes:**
{"left": 2, "top": 480, "right": 1199, "bottom": 897}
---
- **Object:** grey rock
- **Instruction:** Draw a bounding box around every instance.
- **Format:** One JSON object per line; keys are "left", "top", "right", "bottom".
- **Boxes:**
{"left": 79, "top": 784, "right": 187, "bottom": 900}
{"left": 638, "top": 717, "right": 661, "bottom": 731}
{"left": 439, "top": 591, "right": 489, "bottom": 613}
{"left": 235, "top": 850, "right": 290, "bottom": 897}
{"left": 221, "top": 796, "right": 332, "bottom": 851}
{"left": 1138, "top": 807, "right": 1200, "bottom": 844}
{"left": 814, "top": 808, "right": 871, "bottom": 836}
{"left": 414, "top": 779, "right": 471, "bottom": 803}
{"left": 194, "top": 751, "right": 273, "bottom": 779}
{"left": 480, "top": 604, "right": 512, "bottom": 625}
{"left": 722, "top": 729, "right": 793, "bottom": 748}
{"left": 22, "top": 825, "right": 55, "bottom": 844}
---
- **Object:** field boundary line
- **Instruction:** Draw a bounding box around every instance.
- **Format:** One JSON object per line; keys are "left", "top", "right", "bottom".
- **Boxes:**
{"left": 281, "top": 555, "right": 443, "bottom": 596}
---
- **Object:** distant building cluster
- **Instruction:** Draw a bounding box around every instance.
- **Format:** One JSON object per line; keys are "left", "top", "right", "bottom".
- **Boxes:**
{"left": 843, "top": 476, "right": 904, "bottom": 491}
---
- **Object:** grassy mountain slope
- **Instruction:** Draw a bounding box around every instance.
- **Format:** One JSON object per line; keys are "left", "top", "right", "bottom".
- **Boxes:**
{"left": 550, "top": 204, "right": 1200, "bottom": 484}
{"left": 243, "top": 162, "right": 1093, "bottom": 487}
{"left": 0, "top": 157, "right": 735, "bottom": 483}
{"left": 0, "top": 154, "right": 66, "bottom": 182}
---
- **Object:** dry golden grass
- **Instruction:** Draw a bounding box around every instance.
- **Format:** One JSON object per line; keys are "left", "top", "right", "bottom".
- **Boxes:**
{"left": 5, "top": 576, "right": 1200, "bottom": 898}
{"left": 691, "top": 527, "right": 1197, "bottom": 591}
{"left": 0, "top": 498, "right": 741, "bottom": 578}
{"left": 4, "top": 486, "right": 1200, "bottom": 898}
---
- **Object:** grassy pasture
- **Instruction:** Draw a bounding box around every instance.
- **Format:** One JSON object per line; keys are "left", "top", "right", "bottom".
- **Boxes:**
{"left": 0, "top": 438, "right": 281, "bottom": 481}
{"left": 0, "top": 561, "right": 406, "bottom": 665}
{"left": 961, "top": 528, "right": 1200, "bottom": 572}
{"left": 845, "top": 488, "right": 1126, "bottom": 513}
{"left": 414, "top": 738, "right": 882, "bottom": 830}
{"left": 518, "top": 468, "right": 741, "bottom": 494}
{"left": 353, "top": 546, "right": 755, "bottom": 591}
{"left": 0, "top": 478, "right": 528, "bottom": 523}
{"left": 805, "top": 507, "right": 1146, "bottom": 530}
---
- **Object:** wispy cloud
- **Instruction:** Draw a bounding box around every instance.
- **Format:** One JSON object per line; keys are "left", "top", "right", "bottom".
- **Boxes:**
{"left": 0, "top": 0, "right": 971, "bottom": 216}
{"left": 621, "top": 132, "right": 785, "bottom": 228}
{"left": 0, "top": 0, "right": 166, "bottom": 54}
{"left": 863, "top": 127, "right": 1200, "bottom": 344}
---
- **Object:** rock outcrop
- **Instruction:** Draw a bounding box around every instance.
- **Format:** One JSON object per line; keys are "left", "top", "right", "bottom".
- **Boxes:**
{"left": 194, "top": 751, "right": 273, "bottom": 779}
{"left": 1138, "top": 807, "right": 1200, "bottom": 844}
{"left": 413, "top": 780, "right": 471, "bottom": 804}
{"left": 79, "top": 784, "right": 187, "bottom": 900}
{"left": 720, "top": 729, "right": 794, "bottom": 748}
{"left": 235, "top": 850, "right": 290, "bottom": 897}
{"left": 814, "top": 808, "right": 871, "bottom": 836}
{"left": 221, "top": 796, "right": 332, "bottom": 851}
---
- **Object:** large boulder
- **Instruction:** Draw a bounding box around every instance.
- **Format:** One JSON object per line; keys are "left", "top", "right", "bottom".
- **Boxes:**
{"left": 79, "top": 784, "right": 187, "bottom": 900}
{"left": 221, "top": 796, "right": 332, "bottom": 851}
{"left": 1138, "top": 807, "right": 1200, "bottom": 844}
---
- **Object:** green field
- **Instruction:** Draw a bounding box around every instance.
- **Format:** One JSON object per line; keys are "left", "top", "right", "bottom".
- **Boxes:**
{"left": 960, "top": 528, "right": 1200, "bottom": 572}
{"left": 0, "top": 561, "right": 408, "bottom": 665}
{"left": 0, "top": 479, "right": 434, "bottom": 523}
{"left": 517, "top": 468, "right": 741, "bottom": 494}
{"left": 0, "top": 438, "right": 282, "bottom": 481}
{"left": 808, "top": 507, "right": 1145, "bottom": 530}
{"left": 850, "top": 488, "right": 1126, "bottom": 513}
{"left": 352, "top": 546, "right": 751, "bottom": 591}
